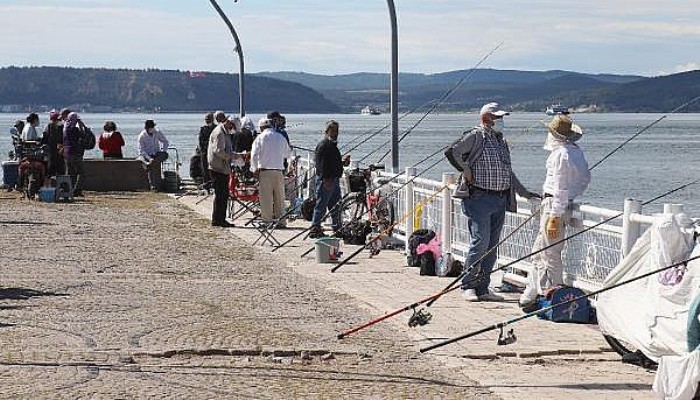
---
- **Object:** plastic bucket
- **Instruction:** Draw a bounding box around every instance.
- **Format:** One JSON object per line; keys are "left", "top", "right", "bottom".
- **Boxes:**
{"left": 40, "top": 187, "right": 56, "bottom": 203}
{"left": 315, "top": 237, "right": 340, "bottom": 263}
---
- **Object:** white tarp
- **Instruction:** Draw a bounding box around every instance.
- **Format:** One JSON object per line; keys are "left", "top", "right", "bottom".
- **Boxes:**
{"left": 597, "top": 213, "right": 699, "bottom": 361}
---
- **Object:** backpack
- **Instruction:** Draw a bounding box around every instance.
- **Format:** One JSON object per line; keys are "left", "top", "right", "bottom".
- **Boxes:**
{"left": 407, "top": 229, "right": 436, "bottom": 268}
{"left": 300, "top": 197, "right": 316, "bottom": 221}
{"left": 81, "top": 127, "right": 96, "bottom": 150}
{"left": 537, "top": 285, "right": 595, "bottom": 324}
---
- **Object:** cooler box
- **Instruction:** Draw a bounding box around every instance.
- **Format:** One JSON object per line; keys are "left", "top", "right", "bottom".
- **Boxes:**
{"left": 2, "top": 161, "right": 19, "bottom": 188}
{"left": 40, "top": 187, "right": 56, "bottom": 203}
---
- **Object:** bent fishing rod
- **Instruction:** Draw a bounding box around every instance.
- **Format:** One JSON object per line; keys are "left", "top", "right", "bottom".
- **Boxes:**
{"left": 284, "top": 145, "right": 448, "bottom": 254}
{"left": 369, "top": 42, "right": 504, "bottom": 165}
{"left": 420, "top": 252, "right": 700, "bottom": 353}
{"left": 588, "top": 94, "right": 700, "bottom": 170}
{"left": 337, "top": 177, "right": 699, "bottom": 338}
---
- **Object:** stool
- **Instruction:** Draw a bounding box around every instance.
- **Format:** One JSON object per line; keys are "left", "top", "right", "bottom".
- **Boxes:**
{"left": 55, "top": 175, "right": 74, "bottom": 201}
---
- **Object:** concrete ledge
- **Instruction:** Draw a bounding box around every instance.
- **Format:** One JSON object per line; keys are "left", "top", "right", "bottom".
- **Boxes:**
{"left": 82, "top": 158, "right": 160, "bottom": 192}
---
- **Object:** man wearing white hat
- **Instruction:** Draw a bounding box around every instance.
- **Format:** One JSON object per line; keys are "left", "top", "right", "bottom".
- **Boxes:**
{"left": 447, "top": 102, "right": 539, "bottom": 302}
{"left": 519, "top": 114, "right": 590, "bottom": 310}
{"left": 250, "top": 114, "right": 291, "bottom": 227}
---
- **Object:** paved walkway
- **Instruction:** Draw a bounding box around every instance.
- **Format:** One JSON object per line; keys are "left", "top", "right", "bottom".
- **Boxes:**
{"left": 180, "top": 193, "right": 659, "bottom": 400}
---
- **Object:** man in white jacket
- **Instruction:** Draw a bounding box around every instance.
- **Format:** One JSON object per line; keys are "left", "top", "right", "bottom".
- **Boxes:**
{"left": 520, "top": 115, "right": 590, "bottom": 309}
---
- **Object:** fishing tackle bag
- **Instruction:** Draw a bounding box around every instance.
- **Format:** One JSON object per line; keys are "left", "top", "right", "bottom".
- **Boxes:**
{"left": 537, "top": 285, "right": 595, "bottom": 324}
{"left": 300, "top": 197, "right": 316, "bottom": 221}
{"left": 81, "top": 127, "right": 96, "bottom": 150}
{"left": 337, "top": 220, "right": 372, "bottom": 246}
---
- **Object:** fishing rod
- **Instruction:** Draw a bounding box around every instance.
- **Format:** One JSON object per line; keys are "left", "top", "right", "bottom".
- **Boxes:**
{"left": 588, "top": 95, "right": 700, "bottom": 170}
{"left": 278, "top": 145, "right": 448, "bottom": 253}
{"left": 369, "top": 42, "right": 504, "bottom": 165}
{"left": 337, "top": 178, "right": 699, "bottom": 338}
{"left": 336, "top": 207, "right": 540, "bottom": 339}
{"left": 420, "top": 252, "right": 700, "bottom": 353}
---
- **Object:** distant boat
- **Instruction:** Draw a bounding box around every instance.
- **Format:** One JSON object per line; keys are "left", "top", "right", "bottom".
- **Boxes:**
{"left": 361, "top": 105, "right": 381, "bottom": 115}
{"left": 545, "top": 104, "right": 569, "bottom": 115}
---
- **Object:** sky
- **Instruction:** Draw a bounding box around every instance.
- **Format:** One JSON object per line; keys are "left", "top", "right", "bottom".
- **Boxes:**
{"left": 0, "top": 0, "right": 698, "bottom": 77}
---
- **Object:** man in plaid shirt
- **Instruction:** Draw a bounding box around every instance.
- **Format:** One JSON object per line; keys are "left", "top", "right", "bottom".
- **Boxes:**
{"left": 448, "top": 102, "right": 539, "bottom": 302}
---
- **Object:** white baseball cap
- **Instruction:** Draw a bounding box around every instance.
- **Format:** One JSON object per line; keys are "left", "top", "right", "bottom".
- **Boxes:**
{"left": 480, "top": 102, "right": 510, "bottom": 117}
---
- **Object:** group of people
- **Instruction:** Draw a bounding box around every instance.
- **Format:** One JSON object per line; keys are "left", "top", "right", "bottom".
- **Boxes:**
{"left": 197, "top": 110, "right": 291, "bottom": 228}
{"left": 447, "top": 102, "right": 590, "bottom": 310}
{"left": 10, "top": 110, "right": 172, "bottom": 195}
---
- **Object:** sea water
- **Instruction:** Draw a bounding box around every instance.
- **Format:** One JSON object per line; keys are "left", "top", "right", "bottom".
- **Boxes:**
{"left": 1, "top": 112, "right": 699, "bottom": 214}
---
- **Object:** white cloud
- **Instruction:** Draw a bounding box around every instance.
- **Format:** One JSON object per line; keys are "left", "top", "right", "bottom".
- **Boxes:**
{"left": 0, "top": 1, "right": 698, "bottom": 76}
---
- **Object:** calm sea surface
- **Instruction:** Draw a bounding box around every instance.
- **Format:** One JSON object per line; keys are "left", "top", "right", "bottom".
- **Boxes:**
{"left": 2, "top": 112, "right": 700, "bottom": 214}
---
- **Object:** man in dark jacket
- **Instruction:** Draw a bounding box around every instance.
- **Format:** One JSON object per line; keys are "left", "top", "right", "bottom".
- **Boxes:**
{"left": 42, "top": 110, "right": 65, "bottom": 177}
{"left": 62, "top": 112, "right": 90, "bottom": 197}
{"left": 309, "top": 120, "right": 350, "bottom": 238}
{"left": 198, "top": 113, "right": 215, "bottom": 187}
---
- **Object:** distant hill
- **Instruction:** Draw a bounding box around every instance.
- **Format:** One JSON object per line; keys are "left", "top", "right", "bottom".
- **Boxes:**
{"left": 256, "top": 69, "right": 700, "bottom": 113}
{"left": 0, "top": 66, "right": 340, "bottom": 113}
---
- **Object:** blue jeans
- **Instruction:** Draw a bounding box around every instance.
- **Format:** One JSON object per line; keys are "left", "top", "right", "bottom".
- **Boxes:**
{"left": 460, "top": 192, "right": 507, "bottom": 296}
{"left": 312, "top": 177, "right": 341, "bottom": 230}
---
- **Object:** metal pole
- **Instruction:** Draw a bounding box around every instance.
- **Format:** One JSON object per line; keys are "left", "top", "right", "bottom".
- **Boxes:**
{"left": 386, "top": 0, "right": 399, "bottom": 173}
{"left": 208, "top": 0, "right": 246, "bottom": 116}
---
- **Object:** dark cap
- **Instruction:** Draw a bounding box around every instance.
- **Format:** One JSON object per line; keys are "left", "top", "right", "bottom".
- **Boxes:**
{"left": 266, "top": 111, "right": 282, "bottom": 120}
{"left": 145, "top": 120, "right": 156, "bottom": 129}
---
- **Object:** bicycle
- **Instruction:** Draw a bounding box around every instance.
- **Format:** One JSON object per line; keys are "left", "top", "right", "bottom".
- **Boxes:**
{"left": 335, "top": 164, "right": 396, "bottom": 255}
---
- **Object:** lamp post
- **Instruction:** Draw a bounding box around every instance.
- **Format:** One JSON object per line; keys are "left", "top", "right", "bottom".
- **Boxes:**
{"left": 208, "top": 0, "right": 246, "bottom": 116}
{"left": 386, "top": 0, "right": 399, "bottom": 173}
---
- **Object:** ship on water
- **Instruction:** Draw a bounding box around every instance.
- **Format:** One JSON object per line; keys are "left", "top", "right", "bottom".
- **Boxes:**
{"left": 545, "top": 104, "right": 569, "bottom": 115}
{"left": 360, "top": 105, "right": 381, "bottom": 115}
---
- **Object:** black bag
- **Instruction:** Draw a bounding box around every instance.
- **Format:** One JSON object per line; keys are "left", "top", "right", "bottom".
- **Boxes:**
{"left": 337, "top": 220, "right": 372, "bottom": 245}
{"left": 437, "top": 258, "right": 463, "bottom": 278}
{"left": 407, "top": 229, "right": 436, "bottom": 268}
{"left": 190, "top": 153, "right": 203, "bottom": 181}
{"left": 301, "top": 197, "right": 316, "bottom": 221}
{"left": 81, "top": 127, "right": 96, "bottom": 150}
{"left": 419, "top": 252, "right": 436, "bottom": 276}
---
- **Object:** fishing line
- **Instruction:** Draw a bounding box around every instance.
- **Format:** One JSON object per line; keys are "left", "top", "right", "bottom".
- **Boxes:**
{"left": 588, "top": 95, "right": 700, "bottom": 171}
{"left": 420, "top": 252, "right": 700, "bottom": 353}
{"left": 369, "top": 42, "right": 504, "bottom": 165}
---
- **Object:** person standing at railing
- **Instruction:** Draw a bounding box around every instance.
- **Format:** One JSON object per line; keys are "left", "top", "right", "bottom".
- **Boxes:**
{"left": 519, "top": 115, "right": 590, "bottom": 310}
{"left": 208, "top": 116, "right": 239, "bottom": 228}
{"left": 309, "top": 120, "right": 350, "bottom": 239}
{"left": 447, "top": 102, "right": 540, "bottom": 302}
{"left": 250, "top": 114, "right": 290, "bottom": 228}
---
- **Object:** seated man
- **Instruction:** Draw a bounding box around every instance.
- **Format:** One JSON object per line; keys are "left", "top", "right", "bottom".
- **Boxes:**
{"left": 137, "top": 119, "right": 169, "bottom": 191}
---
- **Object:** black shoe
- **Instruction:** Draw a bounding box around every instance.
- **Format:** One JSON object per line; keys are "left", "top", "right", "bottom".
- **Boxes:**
{"left": 308, "top": 225, "right": 324, "bottom": 239}
{"left": 212, "top": 221, "right": 235, "bottom": 228}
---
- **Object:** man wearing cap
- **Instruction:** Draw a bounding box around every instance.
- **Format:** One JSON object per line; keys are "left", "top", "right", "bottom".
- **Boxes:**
{"left": 309, "top": 120, "right": 351, "bottom": 238}
{"left": 519, "top": 115, "right": 590, "bottom": 310}
{"left": 250, "top": 113, "right": 290, "bottom": 227}
{"left": 208, "top": 116, "right": 240, "bottom": 228}
{"left": 447, "top": 102, "right": 539, "bottom": 302}
{"left": 137, "top": 119, "right": 169, "bottom": 191}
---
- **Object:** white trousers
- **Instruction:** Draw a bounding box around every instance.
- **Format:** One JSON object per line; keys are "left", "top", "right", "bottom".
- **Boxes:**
{"left": 520, "top": 197, "right": 572, "bottom": 303}
{"left": 258, "top": 170, "right": 286, "bottom": 223}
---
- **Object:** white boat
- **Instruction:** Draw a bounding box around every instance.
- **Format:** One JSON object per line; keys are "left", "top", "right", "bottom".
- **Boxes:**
{"left": 545, "top": 104, "right": 569, "bottom": 115}
{"left": 361, "top": 105, "right": 381, "bottom": 115}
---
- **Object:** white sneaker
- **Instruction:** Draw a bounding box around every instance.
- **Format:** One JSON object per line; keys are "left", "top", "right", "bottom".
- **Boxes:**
{"left": 478, "top": 289, "right": 504, "bottom": 302}
{"left": 462, "top": 289, "right": 479, "bottom": 302}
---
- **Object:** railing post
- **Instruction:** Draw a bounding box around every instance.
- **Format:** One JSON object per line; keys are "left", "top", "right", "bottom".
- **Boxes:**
{"left": 305, "top": 152, "right": 313, "bottom": 199}
{"left": 622, "top": 198, "right": 643, "bottom": 257}
{"left": 404, "top": 167, "right": 416, "bottom": 255}
{"left": 441, "top": 173, "right": 456, "bottom": 255}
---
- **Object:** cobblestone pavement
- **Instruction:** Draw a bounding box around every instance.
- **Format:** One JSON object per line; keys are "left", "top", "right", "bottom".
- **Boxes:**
{"left": 179, "top": 193, "right": 661, "bottom": 400}
{"left": 0, "top": 192, "right": 496, "bottom": 399}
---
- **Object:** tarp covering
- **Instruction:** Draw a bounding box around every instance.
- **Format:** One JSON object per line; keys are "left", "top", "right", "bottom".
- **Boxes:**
{"left": 598, "top": 213, "right": 699, "bottom": 361}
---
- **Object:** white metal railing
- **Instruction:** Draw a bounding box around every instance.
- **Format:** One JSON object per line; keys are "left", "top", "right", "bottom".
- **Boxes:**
{"left": 294, "top": 158, "right": 682, "bottom": 291}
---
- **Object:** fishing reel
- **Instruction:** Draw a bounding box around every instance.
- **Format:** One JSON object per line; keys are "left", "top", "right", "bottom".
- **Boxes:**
{"left": 408, "top": 307, "right": 433, "bottom": 328}
{"left": 497, "top": 326, "right": 517, "bottom": 346}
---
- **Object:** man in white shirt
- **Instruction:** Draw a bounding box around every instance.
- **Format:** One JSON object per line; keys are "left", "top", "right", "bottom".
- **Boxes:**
{"left": 137, "top": 119, "right": 170, "bottom": 191}
{"left": 250, "top": 114, "right": 290, "bottom": 227}
{"left": 520, "top": 115, "right": 590, "bottom": 309}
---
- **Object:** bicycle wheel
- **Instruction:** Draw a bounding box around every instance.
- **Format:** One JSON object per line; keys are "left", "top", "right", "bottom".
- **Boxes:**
{"left": 336, "top": 193, "right": 366, "bottom": 227}
{"left": 373, "top": 196, "right": 395, "bottom": 234}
